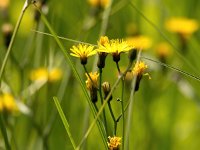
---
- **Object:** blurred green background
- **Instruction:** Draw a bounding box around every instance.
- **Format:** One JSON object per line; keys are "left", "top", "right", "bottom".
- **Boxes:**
{"left": 0, "top": 0, "right": 200, "bottom": 149}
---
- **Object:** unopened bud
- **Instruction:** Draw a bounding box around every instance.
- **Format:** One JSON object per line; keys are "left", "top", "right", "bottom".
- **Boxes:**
{"left": 102, "top": 82, "right": 112, "bottom": 101}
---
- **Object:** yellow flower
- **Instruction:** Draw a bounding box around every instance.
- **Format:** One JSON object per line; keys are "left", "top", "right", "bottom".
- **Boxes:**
{"left": 0, "top": 0, "right": 10, "bottom": 8}
{"left": 30, "top": 68, "right": 62, "bottom": 82}
{"left": 30, "top": 68, "right": 48, "bottom": 81}
{"left": 165, "top": 17, "right": 199, "bottom": 37}
{"left": 155, "top": 42, "right": 172, "bottom": 58}
{"left": 85, "top": 71, "right": 99, "bottom": 90}
{"left": 48, "top": 68, "right": 62, "bottom": 82}
{"left": 132, "top": 61, "right": 149, "bottom": 77}
{"left": 0, "top": 93, "right": 18, "bottom": 113}
{"left": 127, "top": 35, "right": 152, "bottom": 50}
{"left": 88, "top": 0, "right": 110, "bottom": 8}
{"left": 70, "top": 44, "right": 96, "bottom": 65}
{"left": 108, "top": 136, "right": 121, "bottom": 150}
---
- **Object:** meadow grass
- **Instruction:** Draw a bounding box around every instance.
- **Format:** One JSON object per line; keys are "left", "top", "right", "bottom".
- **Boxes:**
{"left": 0, "top": 0, "right": 200, "bottom": 150}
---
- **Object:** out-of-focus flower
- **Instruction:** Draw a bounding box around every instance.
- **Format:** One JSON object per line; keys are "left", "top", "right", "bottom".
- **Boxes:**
{"left": 165, "top": 17, "right": 199, "bottom": 38}
{"left": 155, "top": 42, "right": 172, "bottom": 58}
{"left": 1, "top": 23, "right": 13, "bottom": 47}
{"left": 88, "top": 0, "right": 110, "bottom": 8}
{"left": 108, "top": 136, "right": 121, "bottom": 150}
{"left": 70, "top": 44, "right": 96, "bottom": 65}
{"left": 30, "top": 67, "right": 62, "bottom": 82}
{"left": 0, "top": 0, "right": 10, "bottom": 9}
{"left": 30, "top": 68, "right": 48, "bottom": 81}
{"left": 48, "top": 68, "right": 62, "bottom": 82}
{"left": 0, "top": 93, "right": 18, "bottom": 113}
{"left": 127, "top": 35, "right": 152, "bottom": 50}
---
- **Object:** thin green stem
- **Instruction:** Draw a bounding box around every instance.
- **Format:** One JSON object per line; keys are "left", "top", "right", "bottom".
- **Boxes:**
{"left": 108, "top": 101, "right": 116, "bottom": 135}
{"left": 116, "top": 62, "right": 121, "bottom": 74}
{"left": 0, "top": 113, "right": 11, "bottom": 150}
{"left": 99, "top": 68, "right": 108, "bottom": 136}
{"left": 0, "top": 0, "right": 30, "bottom": 87}
{"left": 121, "top": 78, "right": 125, "bottom": 150}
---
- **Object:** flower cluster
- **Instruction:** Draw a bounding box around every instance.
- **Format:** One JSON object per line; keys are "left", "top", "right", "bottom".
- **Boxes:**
{"left": 107, "top": 136, "right": 121, "bottom": 150}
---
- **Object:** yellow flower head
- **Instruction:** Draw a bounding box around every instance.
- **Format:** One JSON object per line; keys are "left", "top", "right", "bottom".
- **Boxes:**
{"left": 165, "top": 17, "right": 199, "bottom": 37}
{"left": 132, "top": 61, "right": 149, "bottom": 77}
{"left": 127, "top": 35, "right": 152, "bottom": 50}
{"left": 85, "top": 72, "right": 99, "bottom": 90}
{"left": 70, "top": 44, "right": 96, "bottom": 65}
{"left": 108, "top": 136, "right": 121, "bottom": 150}
{"left": 88, "top": 0, "right": 110, "bottom": 8}
{"left": 48, "top": 68, "right": 62, "bottom": 82}
{"left": 96, "top": 36, "right": 133, "bottom": 54}
{"left": 0, "top": 93, "right": 18, "bottom": 113}
{"left": 155, "top": 42, "right": 172, "bottom": 58}
{"left": 30, "top": 68, "right": 48, "bottom": 81}
{"left": 0, "top": 0, "right": 10, "bottom": 8}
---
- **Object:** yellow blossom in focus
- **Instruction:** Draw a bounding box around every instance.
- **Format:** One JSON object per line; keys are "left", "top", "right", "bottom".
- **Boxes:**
{"left": 86, "top": 72, "right": 99, "bottom": 90}
{"left": 96, "top": 36, "right": 133, "bottom": 55}
{"left": 165, "top": 17, "right": 199, "bottom": 37}
{"left": 132, "top": 61, "right": 149, "bottom": 78}
{"left": 48, "top": 68, "right": 62, "bottom": 82}
{"left": 108, "top": 136, "right": 121, "bottom": 150}
{"left": 30, "top": 68, "right": 48, "bottom": 81}
{"left": 30, "top": 68, "right": 62, "bottom": 82}
{"left": 155, "top": 42, "right": 172, "bottom": 58}
{"left": 127, "top": 35, "right": 152, "bottom": 50}
{"left": 0, "top": 93, "right": 18, "bottom": 113}
{"left": 70, "top": 44, "right": 96, "bottom": 65}
{"left": 0, "top": 0, "right": 9, "bottom": 8}
{"left": 88, "top": 0, "right": 109, "bottom": 8}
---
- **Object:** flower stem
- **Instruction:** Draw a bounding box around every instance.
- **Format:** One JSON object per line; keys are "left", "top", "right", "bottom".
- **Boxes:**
{"left": 121, "top": 78, "right": 125, "bottom": 150}
{"left": 108, "top": 101, "right": 117, "bottom": 135}
{"left": 99, "top": 68, "right": 108, "bottom": 136}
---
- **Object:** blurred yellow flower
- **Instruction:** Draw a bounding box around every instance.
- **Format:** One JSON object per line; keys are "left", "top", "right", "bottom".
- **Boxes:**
{"left": 127, "top": 35, "right": 152, "bottom": 50}
{"left": 48, "top": 68, "right": 63, "bottom": 82}
{"left": 155, "top": 42, "right": 172, "bottom": 58}
{"left": 30, "top": 68, "right": 62, "bottom": 82}
{"left": 165, "top": 17, "right": 199, "bottom": 37}
{"left": 108, "top": 136, "right": 121, "bottom": 150}
{"left": 70, "top": 44, "right": 96, "bottom": 65}
{"left": 30, "top": 68, "right": 48, "bottom": 81}
{"left": 132, "top": 61, "right": 150, "bottom": 78}
{"left": 0, "top": 0, "right": 10, "bottom": 8}
{"left": 0, "top": 93, "right": 18, "bottom": 113}
{"left": 86, "top": 71, "right": 99, "bottom": 90}
{"left": 88, "top": 0, "right": 109, "bottom": 8}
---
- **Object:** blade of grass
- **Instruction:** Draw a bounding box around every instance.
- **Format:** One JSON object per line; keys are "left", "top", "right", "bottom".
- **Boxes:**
{"left": 0, "top": 0, "right": 31, "bottom": 86}
{"left": 0, "top": 113, "right": 11, "bottom": 150}
{"left": 53, "top": 97, "right": 76, "bottom": 150}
